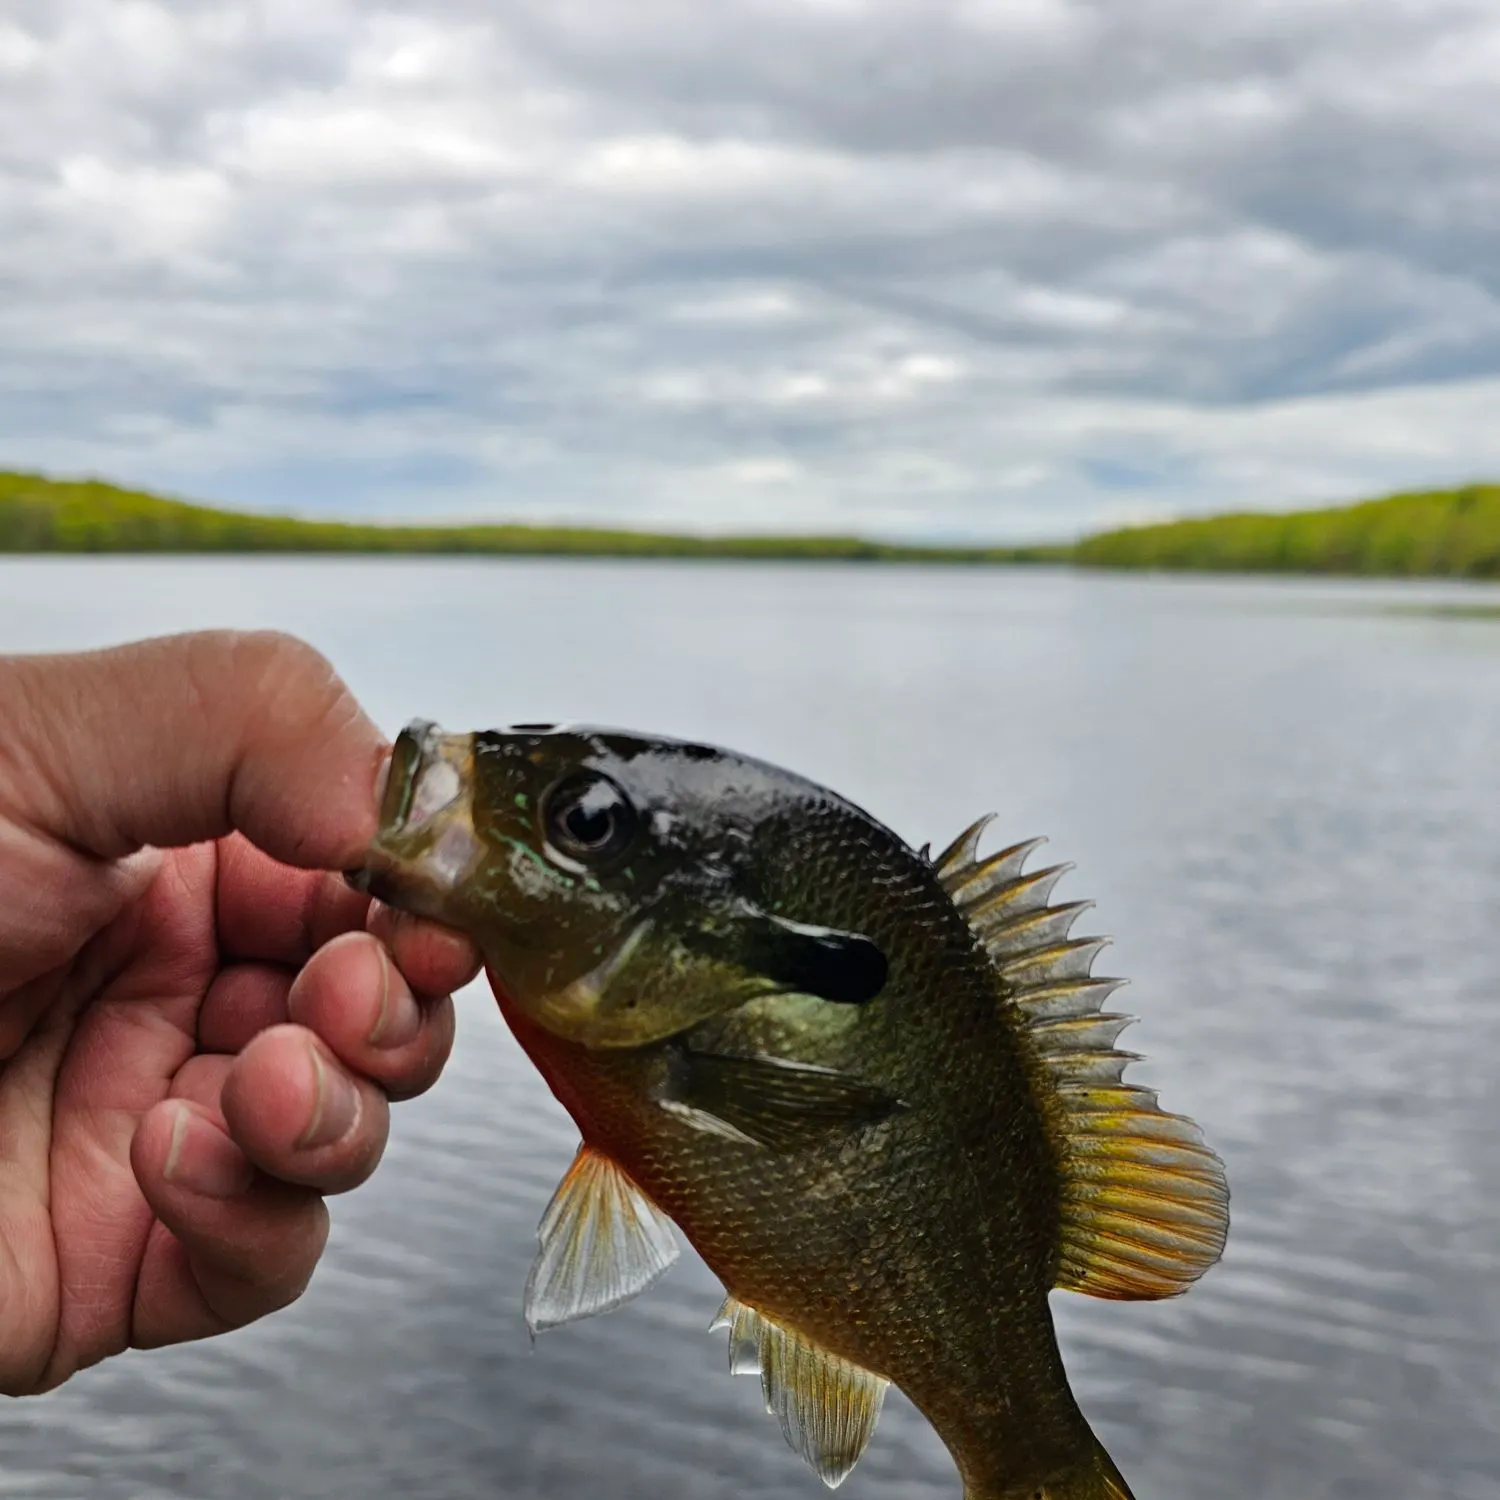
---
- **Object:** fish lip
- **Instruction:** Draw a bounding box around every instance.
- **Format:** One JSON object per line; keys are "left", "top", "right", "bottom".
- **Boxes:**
{"left": 379, "top": 718, "right": 444, "bottom": 837}
{"left": 352, "top": 719, "right": 482, "bottom": 909}
{"left": 375, "top": 718, "right": 476, "bottom": 848}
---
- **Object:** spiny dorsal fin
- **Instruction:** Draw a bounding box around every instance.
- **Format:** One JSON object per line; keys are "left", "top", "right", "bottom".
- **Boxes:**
{"left": 524, "top": 1143, "right": 679, "bottom": 1333}
{"left": 711, "top": 1295, "right": 888, "bottom": 1489}
{"left": 936, "top": 826, "right": 1229, "bottom": 1302}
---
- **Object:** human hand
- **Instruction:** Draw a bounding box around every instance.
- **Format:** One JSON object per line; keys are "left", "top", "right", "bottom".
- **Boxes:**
{"left": 0, "top": 630, "right": 479, "bottom": 1394}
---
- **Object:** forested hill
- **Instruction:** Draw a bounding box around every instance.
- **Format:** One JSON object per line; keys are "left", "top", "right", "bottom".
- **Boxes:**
{"left": 0, "top": 472, "right": 1036, "bottom": 563}
{"left": 3, "top": 469, "right": 1498, "bottom": 577}
{"left": 1074, "top": 484, "right": 1500, "bottom": 578}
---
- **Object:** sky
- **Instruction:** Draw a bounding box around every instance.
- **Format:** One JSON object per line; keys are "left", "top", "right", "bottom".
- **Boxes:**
{"left": 1, "top": 0, "right": 1498, "bottom": 541}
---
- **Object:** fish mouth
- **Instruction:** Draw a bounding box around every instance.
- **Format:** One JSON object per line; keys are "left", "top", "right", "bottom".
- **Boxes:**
{"left": 348, "top": 719, "right": 483, "bottom": 915}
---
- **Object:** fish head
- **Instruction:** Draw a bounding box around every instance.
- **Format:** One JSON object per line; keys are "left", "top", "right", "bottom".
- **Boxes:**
{"left": 356, "top": 720, "right": 887, "bottom": 1049}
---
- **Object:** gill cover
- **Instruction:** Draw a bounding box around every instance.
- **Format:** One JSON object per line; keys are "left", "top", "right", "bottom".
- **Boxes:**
{"left": 537, "top": 897, "right": 888, "bottom": 1048}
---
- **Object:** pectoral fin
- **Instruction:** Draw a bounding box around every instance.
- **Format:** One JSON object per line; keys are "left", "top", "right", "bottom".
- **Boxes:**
{"left": 657, "top": 1049, "right": 904, "bottom": 1151}
{"left": 524, "top": 1144, "right": 679, "bottom": 1333}
{"left": 711, "top": 1296, "right": 888, "bottom": 1489}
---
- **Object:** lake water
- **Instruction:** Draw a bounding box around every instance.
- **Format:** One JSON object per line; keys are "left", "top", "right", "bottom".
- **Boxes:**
{"left": 2, "top": 558, "right": 1499, "bottom": 1500}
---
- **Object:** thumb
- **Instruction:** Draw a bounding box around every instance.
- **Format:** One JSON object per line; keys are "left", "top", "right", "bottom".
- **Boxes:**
{"left": 0, "top": 631, "right": 389, "bottom": 870}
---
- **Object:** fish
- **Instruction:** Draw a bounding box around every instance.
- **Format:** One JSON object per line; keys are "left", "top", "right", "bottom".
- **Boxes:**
{"left": 355, "top": 720, "right": 1229, "bottom": 1500}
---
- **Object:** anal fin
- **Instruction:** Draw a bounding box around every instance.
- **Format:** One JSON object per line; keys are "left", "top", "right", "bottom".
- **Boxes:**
{"left": 524, "top": 1143, "right": 679, "bottom": 1333}
{"left": 711, "top": 1295, "right": 888, "bottom": 1489}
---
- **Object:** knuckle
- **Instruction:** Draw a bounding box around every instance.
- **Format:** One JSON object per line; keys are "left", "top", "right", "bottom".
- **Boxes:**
{"left": 183, "top": 631, "right": 341, "bottom": 732}
{"left": 229, "top": 633, "right": 367, "bottom": 763}
{"left": 227, "top": 632, "right": 338, "bottom": 713}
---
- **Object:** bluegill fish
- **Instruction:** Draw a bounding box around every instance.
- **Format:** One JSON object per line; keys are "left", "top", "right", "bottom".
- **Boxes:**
{"left": 356, "top": 722, "right": 1228, "bottom": 1500}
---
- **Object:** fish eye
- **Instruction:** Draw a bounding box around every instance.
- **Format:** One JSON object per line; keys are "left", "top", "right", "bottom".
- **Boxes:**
{"left": 541, "top": 772, "right": 637, "bottom": 864}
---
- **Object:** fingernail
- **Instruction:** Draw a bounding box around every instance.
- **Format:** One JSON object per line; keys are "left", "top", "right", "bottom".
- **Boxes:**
{"left": 368, "top": 947, "right": 421, "bottom": 1050}
{"left": 297, "top": 1045, "right": 360, "bottom": 1151}
{"left": 163, "top": 1102, "right": 255, "bottom": 1199}
{"left": 115, "top": 845, "right": 164, "bottom": 891}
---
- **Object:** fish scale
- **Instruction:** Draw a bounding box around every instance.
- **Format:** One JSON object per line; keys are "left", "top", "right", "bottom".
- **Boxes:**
{"left": 359, "top": 721, "right": 1227, "bottom": 1500}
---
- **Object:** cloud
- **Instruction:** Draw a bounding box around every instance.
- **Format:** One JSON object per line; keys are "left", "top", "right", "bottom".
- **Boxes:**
{"left": 0, "top": 0, "right": 1497, "bottom": 538}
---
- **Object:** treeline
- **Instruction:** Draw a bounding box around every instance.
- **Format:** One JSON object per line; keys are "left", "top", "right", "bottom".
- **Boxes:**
{"left": 5, "top": 470, "right": 1500, "bottom": 577}
{"left": 0, "top": 472, "right": 1040, "bottom": 564}
{"left": 1074, "top": 484, "right": 1500, "bottom": 578}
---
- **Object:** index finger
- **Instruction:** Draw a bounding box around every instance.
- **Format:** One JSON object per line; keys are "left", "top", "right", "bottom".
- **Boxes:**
{"left": 216, "top": 835, "right": 371, "bottom": 963}
{"left": 215, "top": 835, "right": 479, "bottom": 991}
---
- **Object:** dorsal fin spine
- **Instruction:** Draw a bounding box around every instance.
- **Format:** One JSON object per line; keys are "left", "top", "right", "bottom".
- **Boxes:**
{"left": 933, "top": 820, "right": 1229, "bottom": 1304}
{"left": 1027, "top": 1014, "right": 1135, "bottom": 1053}
{"left": 942, "top": 847, "right": 1058, "bottom": 907}
{"left": 931, "top": 815, "right": 995, "bottom": 877}
{"left": 981, "top": 900, "right": 1095, "bottom": 957}
{"left": 1011, "top": 976, "right": 1127, "bottom": 1023}
{"left": 996, "top": 937, "right": 1112, "bottom": 985}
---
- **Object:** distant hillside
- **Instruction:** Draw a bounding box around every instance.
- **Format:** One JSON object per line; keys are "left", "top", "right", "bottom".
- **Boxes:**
{"left": 3, "top": 469, "right": 1499, "bottom": 577}
{"left": 0, "top": 472, "right": 1040, "bottom": 564}
{"left": 1074, "top": 484, "right": 1500, "bottom": 578}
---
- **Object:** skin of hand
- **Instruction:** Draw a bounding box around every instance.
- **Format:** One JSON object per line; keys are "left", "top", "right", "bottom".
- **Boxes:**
{"left": 0, "top": 630, "right": 480, "bottom": 1396}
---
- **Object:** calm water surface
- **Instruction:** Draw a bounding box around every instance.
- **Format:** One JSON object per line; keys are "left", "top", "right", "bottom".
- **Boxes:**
{"left": 2, "top": 559, "right": 1499, "bottom": 1500}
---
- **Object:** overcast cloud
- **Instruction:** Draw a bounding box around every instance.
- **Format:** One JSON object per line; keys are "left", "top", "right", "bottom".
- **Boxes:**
{"left": 1, "top": 0, "right": 1497, "bottom": 539}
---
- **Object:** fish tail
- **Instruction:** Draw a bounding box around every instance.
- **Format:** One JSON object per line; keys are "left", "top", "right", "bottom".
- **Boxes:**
{"left": 971, "top": 1436, "right": 1136, "bottom": 1500}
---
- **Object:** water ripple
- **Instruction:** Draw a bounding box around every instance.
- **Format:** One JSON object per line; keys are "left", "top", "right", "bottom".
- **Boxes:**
{"left": 2, "top": 561, "right": 1498, "bottom": 1499}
